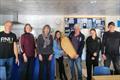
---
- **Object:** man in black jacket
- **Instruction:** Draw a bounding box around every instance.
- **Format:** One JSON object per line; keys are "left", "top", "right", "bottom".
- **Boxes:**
{"left": 102, "top": 22, "right": 120, "bottom": 74}
{"left": 69, "top": 24, "right": 85, "bottom": 80}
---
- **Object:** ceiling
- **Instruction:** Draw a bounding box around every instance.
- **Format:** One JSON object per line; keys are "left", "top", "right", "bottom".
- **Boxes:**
{"left": 0, "top": 0, "right": 120, "bottom": 15}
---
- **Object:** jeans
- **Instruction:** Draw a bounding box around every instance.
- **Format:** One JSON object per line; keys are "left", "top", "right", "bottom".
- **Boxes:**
{"left": 104, "top": 54, "right": 120, "bottom": 74}
{"left": 0, "top": 57, "right": 14, "bottom": 80}
{"left": 69, "top": 57, "right": 82, "bottom": 80}
{"left": 0, "top": 66, "right": 6, "bottom": 80}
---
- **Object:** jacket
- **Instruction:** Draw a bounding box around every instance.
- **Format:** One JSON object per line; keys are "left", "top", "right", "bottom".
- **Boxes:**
{"left": 101, "top": 31, "right": 120, "bottom": 56}
{"left": 37, "top": 34, "right": 53, "bottom": 55}
{"left": 69, "top": 31, "right": 85, "bottom": 57}
{"left": 86, "top": 36, "right": 101, "bottom": 60}
{"left": 53, "top": 40, "right": 63, "bottom": 59}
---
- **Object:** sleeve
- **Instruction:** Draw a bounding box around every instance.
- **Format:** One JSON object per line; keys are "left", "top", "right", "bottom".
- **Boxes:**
{"left": 49, "top": 35, "right": 53, "bottom": 54}
{"left": 32, "top": 35, "right": 36, "bottom": 49}
{"left": 86, "top": 37, "right": 89, "bottom": 50}
{"left": 37, "top": 35, "right": 43, "bottom": 54}
{"left": 68, "top": 31, "right": 73, "bottom": 40}
{"left": 20, "top": 35, "right": 25, "bottom": 53}
{"left": 101, "top": 33, "right": 106, "bottom": 54}
{"left": 86, "top": 37, "right": 92, "bottom": 57}
{"left": 13, "top": 34, "right": 17, "bottom": 42}
{"left": 78, "top": 34, "right": 85, "bottom": 57}
{"left": 95, "top": 38, "right": 101, "bottom": 54}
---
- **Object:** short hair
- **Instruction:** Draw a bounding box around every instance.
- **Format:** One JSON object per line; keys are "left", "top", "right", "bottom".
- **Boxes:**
{"left": 74, "top": 24, "right": 80, "bottom": 29}
{"left": 4, "top": 20, "right": 13, "bottom": 25}
{"left": 24, "top": 23, "right": 32, "bottom": 33}
{"left": 108, "top": 22, "right": 115, "bottom": 27}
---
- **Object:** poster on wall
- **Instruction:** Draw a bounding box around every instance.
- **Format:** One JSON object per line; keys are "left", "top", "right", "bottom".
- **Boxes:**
{"left": 64, "top": 17, "right": 106, "bottom": 35}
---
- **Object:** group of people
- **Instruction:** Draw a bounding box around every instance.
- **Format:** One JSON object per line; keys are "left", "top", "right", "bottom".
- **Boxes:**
{"left": 0, "top": 20, "right": 120, "bottom": 80}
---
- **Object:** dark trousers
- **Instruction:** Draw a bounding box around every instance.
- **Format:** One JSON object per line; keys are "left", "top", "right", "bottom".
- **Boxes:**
{"left": 39, "top": 54, "right": 51, "bottom": 80}
{"left": 20, "top": 57, "right": 35, "bottom": 80}
{"left": 104, "top": 54, "right": 120, "bottom": 74}
{"left": 0, "top": 57, "right": 14, "bottom": 80}
{"left": 86, "top": 59, "right": 98, "bottom": 80}
{"left": 56, "top": 56, "right": 67, "bottom": 80}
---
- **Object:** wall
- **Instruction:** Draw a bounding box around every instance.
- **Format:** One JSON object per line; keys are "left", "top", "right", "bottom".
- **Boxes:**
{"left": 0, "top": 15, "right": 120, "bottom": 60}
{"left": 0, "top": 15, "right": 120, "bottom": 36}
{"left": 0, "top": 15, "right": 14, "bottom": 25}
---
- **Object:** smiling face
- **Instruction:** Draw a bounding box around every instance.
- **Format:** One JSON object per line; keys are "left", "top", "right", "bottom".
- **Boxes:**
{"left": 43, "top": 25, "right": 51, "bottom": 36}
{"left": 25, "top": 25, "right": 32, "bottom": 33}
{"left": 56, "top": 32, "right": 61, "bottom": 39}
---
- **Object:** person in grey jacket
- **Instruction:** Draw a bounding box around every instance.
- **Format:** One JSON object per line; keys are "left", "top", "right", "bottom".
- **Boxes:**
{"left": 37, "top": 25, "right": 53, "bottom": 80}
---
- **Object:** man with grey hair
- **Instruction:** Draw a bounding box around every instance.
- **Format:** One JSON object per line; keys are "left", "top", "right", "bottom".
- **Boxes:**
{"left": 69, "top": 24, "right": 85, "bottom": 80}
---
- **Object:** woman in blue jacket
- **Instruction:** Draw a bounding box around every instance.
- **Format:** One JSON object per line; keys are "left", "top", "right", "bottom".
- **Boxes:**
{"left": 53, "top": 30, "right": 67, "bottom": 80}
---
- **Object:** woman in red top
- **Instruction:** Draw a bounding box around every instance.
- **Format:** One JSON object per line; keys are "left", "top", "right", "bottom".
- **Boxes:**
{"left": 20, "top": 24, "right": 36, "bottom": 80}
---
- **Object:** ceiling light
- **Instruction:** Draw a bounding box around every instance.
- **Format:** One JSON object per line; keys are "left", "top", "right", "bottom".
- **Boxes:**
{"left": 18, "top": 0, "right": 23, "bottom": 2}
{"left": 90, "top": 0, "right": 97, "bottom": 4}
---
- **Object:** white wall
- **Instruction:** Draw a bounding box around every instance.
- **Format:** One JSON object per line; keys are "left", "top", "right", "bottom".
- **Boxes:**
{"left": 0, "top": 15, "right": 14, "bottom": 25}
{"left": 12, "top": 15, "right": 64, "bottom": 38}
{"left": 0, "top": 15, "right": 120, "bottom": 36}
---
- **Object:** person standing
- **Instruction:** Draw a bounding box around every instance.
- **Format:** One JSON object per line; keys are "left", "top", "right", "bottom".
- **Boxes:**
{"left": 0, "top": 21, "right": 19, "bottom": 80}
{"left": 37, "top": 25, "right": 53, "bottom": 80}
{"left": 53, "top": 30, "right": 68, "bottom": 80}
{"left": 86, "top": 29, "right": 101, "bottom": 80}
{"left": 69, "top": 24, "right": 85, "bottom": 80}
{"left": 102, "top": 22, "right": 120, "bottom": 74}
{"left": 20, "top": 24, "right": 36, "bottom": 80}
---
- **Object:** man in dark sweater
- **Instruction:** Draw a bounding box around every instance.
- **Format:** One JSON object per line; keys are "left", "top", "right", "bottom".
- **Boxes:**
{"left": 102, "top": 22, "right": 120, "bottom": 74}
{"left": 0, "top": 21, "right": 19, "bottom": 80}
{"left": 69, "top": 24, "right": 85, "bottom": 80}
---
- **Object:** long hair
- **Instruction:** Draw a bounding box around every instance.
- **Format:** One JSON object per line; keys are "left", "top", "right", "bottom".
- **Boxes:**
{"left": 24, "top": 23, "right": 32, "bottom": 33}
{"left": 42, "top": 24, "right": 51, "bottom": 35}
{"left": 54, "top": 30, "right": 61, "bottom": 43}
